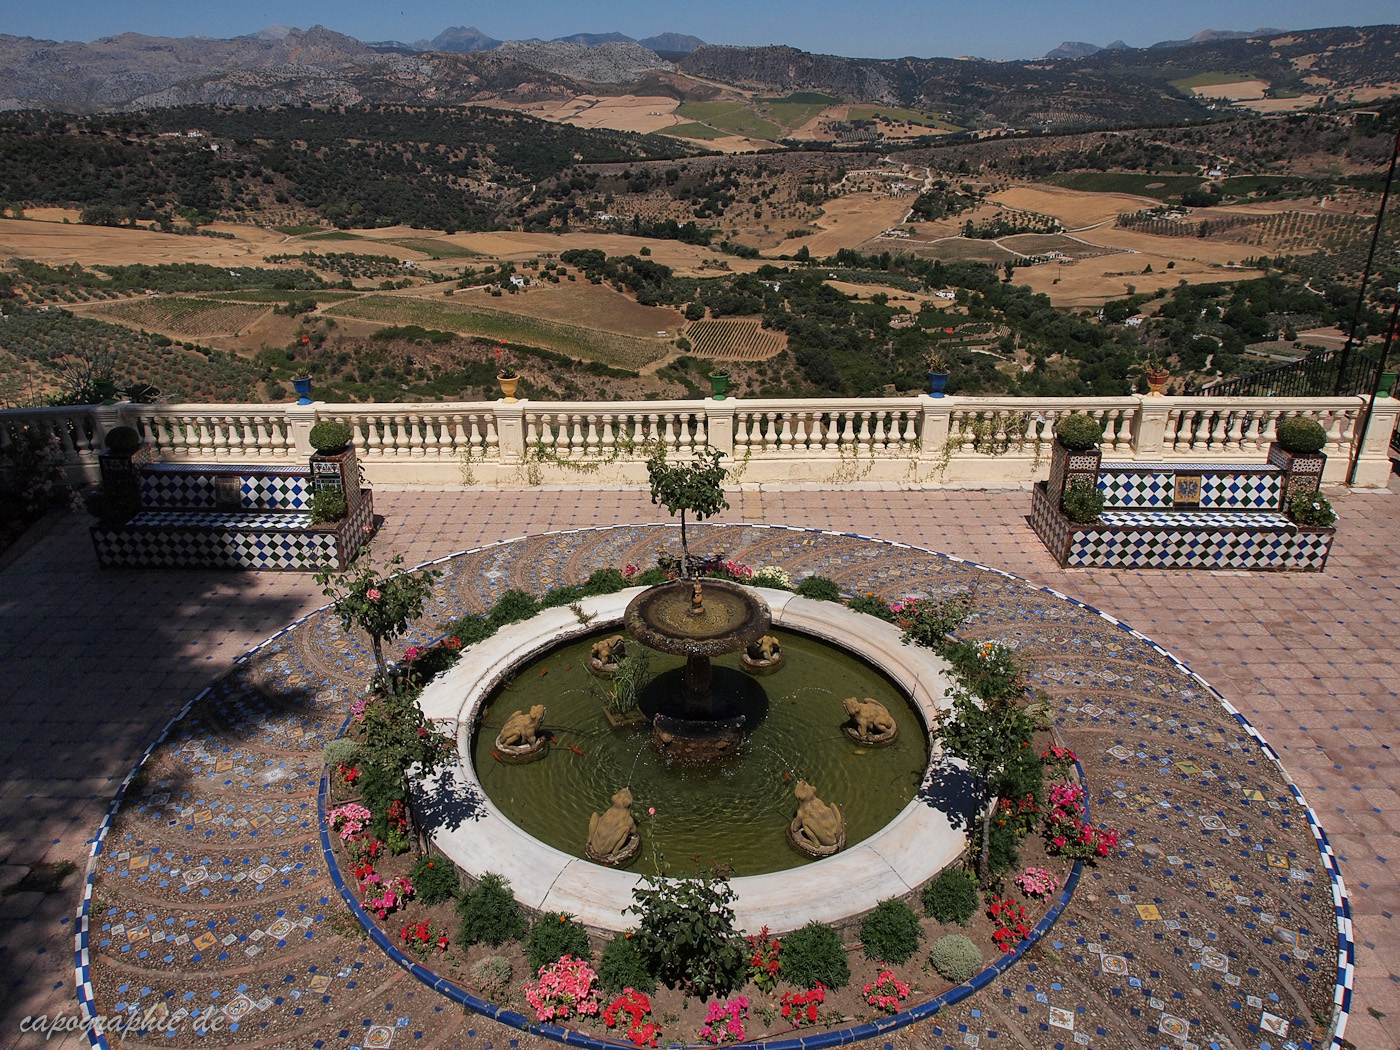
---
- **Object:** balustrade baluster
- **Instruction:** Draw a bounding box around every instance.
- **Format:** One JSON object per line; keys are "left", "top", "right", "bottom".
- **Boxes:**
{"left": 692, "top": 413, "right": 707, "bottom": 451}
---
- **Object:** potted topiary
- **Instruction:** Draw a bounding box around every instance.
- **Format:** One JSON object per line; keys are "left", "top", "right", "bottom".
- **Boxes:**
{"left": 309, "top": 420, "right": 352, "bottom": 455}
{"left": 97, "top": 424, "right": 152, "bottom": 497}
{"left": 1268, "top": 416, "right": 1328, "bottom": 501}
{"left": 308, "top": 420, "right": 362, "bottom": 513}
{"left": 1048, "top": 412, "right": 1105, "bottom": 506}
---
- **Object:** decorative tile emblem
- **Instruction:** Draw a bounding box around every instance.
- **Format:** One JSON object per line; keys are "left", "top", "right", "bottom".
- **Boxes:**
{"left": 1173, "top": 474, "right": 1201, "bottom": 505}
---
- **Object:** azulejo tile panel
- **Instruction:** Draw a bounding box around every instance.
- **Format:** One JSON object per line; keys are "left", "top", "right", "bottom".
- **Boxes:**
{"left": 1098, "top": 464, "right": 1282, "bottom": 510}
{"left": 1065, "top": 523, "right": 1331, "bottom": 571}
{"left": 141, "top": 466, "right": 312, "bottom": 510}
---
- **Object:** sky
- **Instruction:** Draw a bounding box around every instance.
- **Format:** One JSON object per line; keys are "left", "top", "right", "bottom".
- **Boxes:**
{"left": 6, "top": 0, "right": 1397, "bottom": 60}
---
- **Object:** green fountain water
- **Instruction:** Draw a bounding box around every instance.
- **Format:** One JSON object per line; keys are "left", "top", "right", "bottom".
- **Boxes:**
{"left": 470, "top": 626, "right": 928, "bottom": 876}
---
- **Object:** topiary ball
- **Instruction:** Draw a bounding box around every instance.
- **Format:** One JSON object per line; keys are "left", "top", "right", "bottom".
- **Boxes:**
{"left": 1054, "top": 413, "right": 1103, "bottom": 451}
{"left": 105, "top": 426, "right": 142, "bottom": 453}
{"left": 928, "top": 933, "right": 982, "bottom": 983}
{"left": 1275, "top": 417, "right": 1327, "bottom": 454}
{"left": 309, "top": 420, "right": 353, "bottom": 453}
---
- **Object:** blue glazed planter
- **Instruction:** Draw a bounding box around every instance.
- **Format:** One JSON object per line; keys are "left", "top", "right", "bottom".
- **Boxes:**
{"left": 927, "top": 371, "right": 949, "bottom": 398}
{"left": 292, "top": 376, "right": 313, "bottom": 405}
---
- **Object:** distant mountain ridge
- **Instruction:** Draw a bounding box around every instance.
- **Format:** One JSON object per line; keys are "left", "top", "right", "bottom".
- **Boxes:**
{"left": 1044, "top": 26, "right": 1282, "bottom": 59}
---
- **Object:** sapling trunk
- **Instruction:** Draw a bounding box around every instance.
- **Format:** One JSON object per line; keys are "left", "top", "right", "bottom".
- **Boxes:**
{"left": 679, "top": 509, "right": 690, "bottom": 577}
{"left": 978, "top": 788, "right": 994, "bottom": 882}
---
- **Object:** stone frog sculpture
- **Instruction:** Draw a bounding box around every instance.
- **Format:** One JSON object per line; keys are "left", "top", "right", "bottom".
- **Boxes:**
{"left": 497, "top": 705, "right": 545, "bottom": 748}
{"left": 747, "top": 635, "right": 781, "bottom": 662}
{"left": 789, "top": 779, "right": 845, "bottom": 855}
{"left": 589, "top": 635, "right": 627, "bottom": 674}
{"left": 842, "top": 696, "right": 898, "bottom": 744}
{"left": 741, "top": 634, "right": 783, "bottom": 674}
{"left": 586, "top": 787, "right": 639, "bottom": 864}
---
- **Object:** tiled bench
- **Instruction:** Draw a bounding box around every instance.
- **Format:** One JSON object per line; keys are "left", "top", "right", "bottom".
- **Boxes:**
{"left": 91, "top": 461, "right": 373, "bottom": 571}
{"left": 1032, "top": 454, "right": 1334, "bottom": 572}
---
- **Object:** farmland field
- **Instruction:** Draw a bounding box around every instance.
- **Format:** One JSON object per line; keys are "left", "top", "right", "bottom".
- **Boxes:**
{"left": 1046, "top": 173, "right": 1205, "bottom": 200}
{"left": 389, "top": 238, "right": 483, "bottom": 259}
{"left": 685, "top": 319, "right": 786, "bottom": 361}
{"left": 91, "top": 297, "right": 269, "bottom": 337}
{"left": 846, "top": 106, "right": 959, "bottom": 130}
{"left": 999, "top": 234, "right": 1122, "bottom": 260}
{"left": 674, "top": 102, "right": 782, "bottom": 141}
{"left": 660, "top": 122, "right": 728, "bottom": 140}
{"left": 201, "top": 289, "right": 363, "bottom": 303}
{"left": 896, "top": 238, "right": 1018, "bottom": 264}
{"left": 327, "top": 295, "right": 672, "bottom": 370}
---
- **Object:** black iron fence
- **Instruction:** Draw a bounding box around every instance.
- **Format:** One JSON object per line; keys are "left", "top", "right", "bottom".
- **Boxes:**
{"left": 1187, "top": 347, "right": 1379, "bottom": 398}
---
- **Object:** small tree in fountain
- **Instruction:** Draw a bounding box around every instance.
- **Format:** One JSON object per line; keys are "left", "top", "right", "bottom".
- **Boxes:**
{"left": 646, "top": 445, "right": 730, "bottom": 577}
{"left": 316, "top": 548, "right": 443, "bottom": 691}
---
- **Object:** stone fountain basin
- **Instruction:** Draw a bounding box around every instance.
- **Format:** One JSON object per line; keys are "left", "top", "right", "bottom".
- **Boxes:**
{"left": 414, "top": 587, "right": 968, "bottom": 933}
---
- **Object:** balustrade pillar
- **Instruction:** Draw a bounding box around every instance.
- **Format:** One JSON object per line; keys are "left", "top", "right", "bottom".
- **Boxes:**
{"left": 1131, "top": 395, "right": 1169, "bottom": 460}
{"left": 287, "top": 404, "right": 318, "bottom": 459}
{"left": 1350, "top": 396, "right": 1400, "bottom": 487}
{"left": 495, "top": 403, "right": 527, "bottom": 464}
{"left": 918, "top": 397, "right": 952, "bottom": 463}
{"left": 706, "top": 402, "right": 736, "bottom": 458}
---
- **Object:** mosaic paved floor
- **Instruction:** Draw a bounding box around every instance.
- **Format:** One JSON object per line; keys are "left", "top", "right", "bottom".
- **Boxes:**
{"left": 76, "top": 521, "right": 1350, "bottom": 1050}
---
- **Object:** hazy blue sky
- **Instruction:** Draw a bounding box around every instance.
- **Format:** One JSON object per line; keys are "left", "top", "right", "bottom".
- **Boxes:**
{"left": 7, "top": 1, "right": 1397, "bottom": 60}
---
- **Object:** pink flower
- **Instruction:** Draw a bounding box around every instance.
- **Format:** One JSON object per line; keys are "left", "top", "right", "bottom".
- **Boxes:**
{"left": 366, "top": 588, "right": 381, "bottom": 600}
{"left": 648, "top": 807, "right": 655, "bottom": 815}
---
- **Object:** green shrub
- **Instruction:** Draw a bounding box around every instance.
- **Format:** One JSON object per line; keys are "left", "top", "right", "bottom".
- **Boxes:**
{"left": 356, "top": 761, "right": 405, "bottom": 839}
{"left": 526, "top": 912, "right": 592, "bottom": 974}
{"left": 795, "top": 575, "right": 842, "bottom": 601}
{"left": 309, "top": 488, "right": 347, "bottom": 523}
{"left": 633, "top": 567, "right": 669, "bottom": 586}
{"left": 928, "top": 934, "right": 982, "bottom": 983}
{"left": 985, "top": 821, "right": 1021, "bottom": 874}
{"left": 922, "top": 869, "right": 978, "bottom": 925}
{"left": 309, "top": 420, "right": 352, "bottom": 453}
{"left": 581, "top": 568, "right": 628, "bottom": 595}
{"left": 486, "top": 589, "right": 541, "bottom": 628}
{"left": 409, "top": 854, "right": 459, "bottom": 906}
{"left": 457, "top": 872, "right": 526, "bottom": 948}
{"left": 322, "top": 738, "right": 360, "bottom": 768}
{"left": 1054, "top": 413, "right": 1103, "bottom": 451}
{"left": 628, "top": 873, "right": 745, "bottom": 999}
{"left": 469, "top": 955, "right": 512, "bottom": 999}
{"left": 1275, "top": 417, "right": 1327, "bottom": 453}
{"left": 1061, "top": 478, "right": 1105, "bottom": 524}
{"left": 104, "top": 425, "right": 142, "bottom": 453}
{"left": 598, "top": 932, "right": 657, "bottom": 993}
{"left": 860, "top": 898, "right": 922, "bottom": 963}
{"left": 445, "top": 613, "right": 494, "bottom": 647}
{"left": 847, "top": 594, "right": 897, "bottom": 621}
{"left": 1287, "top": 491, "right": 1337, "bottom": 527}
{"left": 780, "top": 921, "right": 850, "bottom": 989}
{"left": 540, "top": 584, "right": 585, "bottom": 608}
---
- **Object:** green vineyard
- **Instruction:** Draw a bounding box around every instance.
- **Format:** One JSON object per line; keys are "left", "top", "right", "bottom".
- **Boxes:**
{"left": 686, "top": 319, "right": 786, "bottom": 361}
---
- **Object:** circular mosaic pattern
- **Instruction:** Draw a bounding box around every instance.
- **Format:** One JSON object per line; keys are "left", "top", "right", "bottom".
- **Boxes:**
{"left": 77, "top": 523, "right": 1351, "bottom": 1050}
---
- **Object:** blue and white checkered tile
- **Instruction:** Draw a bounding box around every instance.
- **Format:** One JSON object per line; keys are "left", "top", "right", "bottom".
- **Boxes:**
{"left": 1198, "top": 471, "right": 1282, "bottom": 509}
{"left": 139, "top": 470, "right": 217, "bottom": 507}
{"left": 1066, "top": 525, "right": 1328, "bottom": 569}
{"left": 93, "top": 527, "right": 339, "bottom": 569}
{"left": 1100, "top": 508, "right": 1293, "bottom": 528}
{"left": 1098, "top": 471, "right": 1173, "bottom": 507}
{"left": 130, "top": 509, "right": 313, "bottom": 529}
{"left": 240, "top": 473, "right": 310, "bottom": 509}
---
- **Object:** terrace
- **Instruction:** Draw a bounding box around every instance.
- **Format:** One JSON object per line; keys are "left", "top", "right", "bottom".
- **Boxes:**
{"left": 0, "top": 391, "right": 1397, "bottom": 1050}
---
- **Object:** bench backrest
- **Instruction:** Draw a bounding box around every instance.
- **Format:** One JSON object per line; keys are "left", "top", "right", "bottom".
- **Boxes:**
{"left": 1097, "top": 462, "right": 1283, "bottom": 511}
{"left": 138, "top": 463, "right": 313, "bottom": 511}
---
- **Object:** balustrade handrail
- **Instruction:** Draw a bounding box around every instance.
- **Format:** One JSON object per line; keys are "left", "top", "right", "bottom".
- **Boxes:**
{"left": 3, "top": 392, "right": 1395, "bottom": 488}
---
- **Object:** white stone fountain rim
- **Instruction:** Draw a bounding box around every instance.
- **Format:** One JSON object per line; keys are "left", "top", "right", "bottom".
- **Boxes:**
{"left": 414, "top": 587, "right": 967, "bottom": 933}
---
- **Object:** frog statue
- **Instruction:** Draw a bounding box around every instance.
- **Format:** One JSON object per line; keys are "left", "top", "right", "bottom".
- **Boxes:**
{"left": 842, "top": 696, "right": 898, "bottom": 744}
{"left": 585, "top": 787, "right": 639, "bottom": 865}
{"left": 588, "top": 635, "right": 627, "bottom": 675}
{"left": 496, "top": 705, "right": 545, "bottom": 748}
{"left": 788, "top": 779, "right": 845, "bottom": 856}
{"left": 741, "top": 634, "right": 783, "bottom": 674}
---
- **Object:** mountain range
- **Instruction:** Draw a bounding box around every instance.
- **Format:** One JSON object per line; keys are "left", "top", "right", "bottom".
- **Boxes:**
{"left": 0, "top": 22, "right": 1394, "bottom": 123}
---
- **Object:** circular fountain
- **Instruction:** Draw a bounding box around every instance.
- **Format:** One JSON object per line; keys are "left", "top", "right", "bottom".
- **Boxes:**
{"left": 623, "top": 578, "right": 772, "bottom": 761}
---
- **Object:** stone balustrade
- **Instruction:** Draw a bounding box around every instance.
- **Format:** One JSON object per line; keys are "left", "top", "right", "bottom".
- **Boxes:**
{"left": 4, "top": 393, "right": 1396, "bottom": 488}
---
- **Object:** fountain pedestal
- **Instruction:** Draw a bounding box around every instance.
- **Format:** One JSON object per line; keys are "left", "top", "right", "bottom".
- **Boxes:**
{"left": 624, "top": 578, "right": 772, "bottom": 763}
